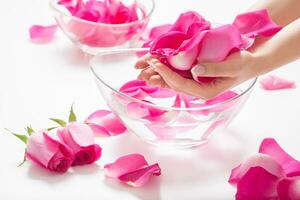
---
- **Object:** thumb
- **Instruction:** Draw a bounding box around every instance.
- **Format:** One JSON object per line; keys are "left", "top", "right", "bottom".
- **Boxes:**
{"left": 191, "top": 62, "right": 233, "bottom": 78}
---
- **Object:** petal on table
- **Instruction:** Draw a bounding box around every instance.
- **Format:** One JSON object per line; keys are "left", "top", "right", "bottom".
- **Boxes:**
{"left": 260, "top": 75, "right": 296, "bottom": 90}
{"left": 259, "top": 138, "right": 300, "bottom": 177}
{"left": 228, "top": 153, "right": 285, "bottom": 185}
{"left": 119, "top": 163, "right": 161, "bottom": 187}
{"left": 235, "top": 166, "right": 279, "bottom": 200}
{"left": 277, "top": 178, "right": 300, "bottom": 200}
{"left": 29, "top": 25, "right": 57, "bottom": 43}
{"left": 233, "top": 9, "right": 281, "bottom": 38}
{"left": 104, "top": 154, "right": 149, "bottom": 178}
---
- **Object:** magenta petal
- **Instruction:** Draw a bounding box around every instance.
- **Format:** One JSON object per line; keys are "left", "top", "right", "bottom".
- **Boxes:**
{"left": 85, "top": 110, "right": 127, "bottom": 136}
{"left": 29, "top": 25, "right": 57, "bottom": 43}
{"left": 149, "top": 24, "right": 172, "bottom": 40}
{"left": 277, "top": 178, "right": 300, "bottom": 200}
{"left": 104, "top": 154, "right": 148, "bottom": 178}
{"left": 118, "top": 163, "right": 161, "bottom": 187}
{"left": 197, "top": 24, "right": 242, "bottom": 62}
{"left": 168, "top": 31, "right": 206, "bottom": 70}
{"left": 235, "top": 166, "right": 279, "bottom": 200}
{"left": 233, "top": 9, "right": 281, "bottom": 38}
{"left": 259, "top": 138, "right": 300, "bottom": 177}
{"left": 260, "top": 75, "right": 296, "bottom": 90}
{"left": 228, "top": 153, "right": 285, "bottom": 185}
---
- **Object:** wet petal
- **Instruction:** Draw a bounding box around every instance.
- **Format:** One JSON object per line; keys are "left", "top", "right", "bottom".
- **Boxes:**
{"left": 260, "top": 75, "right": 296, "bottom": 90}
{"left": 259, "top": 138, "right": 300, "bottom": 177}
{"left": 29, "top": 25, "right": 57, "bottom": 43}
{"left": 85, "top": 110, "right": 127, "bottom": 136}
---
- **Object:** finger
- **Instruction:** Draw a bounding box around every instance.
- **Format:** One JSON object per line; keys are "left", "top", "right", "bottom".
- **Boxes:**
{"left": 137, "top": 67, "right": 158, "bottom": 81}
{"left": 134, "top": 54, "right": 157, "bottom": 69}
{"left": 148, "top": 74, "right": 165, "bottom": 86}
{"left": 191, "top": 63, "right": 234, "bottom": 78}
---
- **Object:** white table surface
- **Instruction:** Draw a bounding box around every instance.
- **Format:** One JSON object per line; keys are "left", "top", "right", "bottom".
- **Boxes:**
{"left": 1, "top": 0, "right": 300, "bottom": 199}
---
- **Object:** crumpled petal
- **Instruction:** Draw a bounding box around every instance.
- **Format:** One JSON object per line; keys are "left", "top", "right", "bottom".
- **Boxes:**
{"left": 233, "top": 9, "right": 281, "bottom": 38}
{"left": 85, "top": 110, "right": 127, "bottom": 136}
{"left": 235, "top": 166, "right": 279, "bottom": 200}
{"left": 29, "top": 25, "right": 57, "bottom": 43}
{"left": 228, "top": 153, "right": 285, "bottom": 185}
{"left": 277, "top": 178, "right": 300, "bottom": 200}
{"left": 26, "top": 131, "right": 73, "bottom": 173}
{"left": 57, "top": 122, "right": 102, "bottom": 166}
{"left": 260, "top": 75, "right": 296, "bottom": 90}
{"left": 104, "top": 153, "right": 161, "bottom": 187}
{"left": 259, "top": 138, "right": 300, "bottom": 177}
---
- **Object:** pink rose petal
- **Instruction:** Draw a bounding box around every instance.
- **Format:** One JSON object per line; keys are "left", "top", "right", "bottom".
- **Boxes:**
{"left": 235, "top": 166, "right": 279, "bottom": 200}
{"left": 85, "top": 110, "right": 127, "bottom": 136}
{"left": 259, "top": 138, "right": 300, "bottom": 177}
{"left": 57, "top": 122, "right": 102, "bottom": 166}
{"left": 118, "top": 163, "right": 161, "bottom": 187}
{"left": 277, "top": 178, "right": 300, "bottom": 200}
{"left": 26, "top": 131, "right": 73, "bottom": 173}
{"left": 29, "top": 25, "right": 57, "bottom": 43}
{"left": 260, "top": 75, "right": 296, "bottom": 90}
{"left": 233, "top": 9, "right": 281, "bottom": 38}
{"left": 104, "top": 153, "right": 161, "bottom": 187}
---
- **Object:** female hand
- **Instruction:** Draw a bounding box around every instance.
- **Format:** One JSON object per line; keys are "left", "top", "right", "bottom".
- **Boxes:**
{"left": 134, "top": 51, "right": 257, "bottom": 99}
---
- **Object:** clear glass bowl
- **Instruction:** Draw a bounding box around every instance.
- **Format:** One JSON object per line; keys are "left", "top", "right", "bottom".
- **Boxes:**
{"left": 90, "top": 49, "right": 257, "bottom": 148}
{"left": 49, "top": 0, "right": 155, "bottom": 55}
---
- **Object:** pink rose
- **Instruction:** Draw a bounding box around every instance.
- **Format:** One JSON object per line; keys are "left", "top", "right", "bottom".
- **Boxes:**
{"left": 26, "top": 131, "right": 74, "bottom": 173}
{"left": 57, "top": 122, "right": 102, "bottom": 166}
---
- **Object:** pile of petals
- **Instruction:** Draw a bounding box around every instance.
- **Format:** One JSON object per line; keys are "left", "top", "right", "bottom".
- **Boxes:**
{"left": 104, "top": 153, "right": 161, "bottom": 187}
{"left": 260, "top": 75, "right": 296, "bottom": 90}
{"left": 58, "top": 0, "right": 143, "bottom": 24}
{"left": 7, "top": 106, "right": 126, "bottom": 173}
{"left": 142, "top": 9, "right": 281, "bottom": 83}
{"left": 229, "top": 138, "right": 300, "bottom": 199}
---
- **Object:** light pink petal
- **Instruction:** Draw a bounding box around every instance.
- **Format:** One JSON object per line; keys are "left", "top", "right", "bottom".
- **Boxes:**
{"left": 104, "top": 154, "right": 148, "bottom": 178}
{"left": 277, "top": 178, "right": 300, "bottom": 200}
{"left": 235, "top": 166, "right": 279, "bottom": 200}
{"left": 200, "top": 119, "right": 226, "bottom": 140}
{"left": 168, "top": 31, "right": 206, "bottom": 70}
{"left": 259, "top": 138, "right": 300, "bottom": 177}
{"left": 66, "top": 122, "right": 95, "bottom": 146}
{"left": 85, "top": 110, "right": 127, "bottom": 136}
{"left": 29, "top": 25, "right": 57, "bottom": 43}
{"left": 197, "top": 24, "right": 243, "bottom": 62}
{"left": 228, "top": 153, "right": 285, "bottom": 185}
{"left": 119, "top": 163, "right": 161, "bottom": 187}
{"left": 148, "top": 88, "right": 177, "bottom": 98}
{"left": 233, "top": 9, "right": 281, "bottom": 38}
{"left": 260, "top": 75, "right": 296, "bottom": 90}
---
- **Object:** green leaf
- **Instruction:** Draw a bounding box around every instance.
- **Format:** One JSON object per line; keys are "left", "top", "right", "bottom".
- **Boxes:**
{"left": 68, "top": 104, "right": 77, "bottom": 122}
{"left": 47, "top": 126, "right": 58, "bottom": 131}
{"left": 50, "top": 118, "right": 66, "bottom": 127}
{"left": 5, "top": 128, "right": 28, "bottom": 144}
{"left": 25, "top": 126, "right": 35, "bottom": 135}
{"left": 18, "top": 149, "right": 27, "bottom": 167}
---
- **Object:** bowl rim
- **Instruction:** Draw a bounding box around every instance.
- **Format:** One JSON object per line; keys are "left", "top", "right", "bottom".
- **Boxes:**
{"left": 90, "top": 48, "right": 257, "bottom": 111}
{"left": 49, "top": 0, "right": 155, "bottom": 27}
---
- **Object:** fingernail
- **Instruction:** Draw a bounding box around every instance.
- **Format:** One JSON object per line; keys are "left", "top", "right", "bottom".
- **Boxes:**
{"left": 191, "top": 64, "right": 205, "bottom": 75}
{"left": 146, "top": 60, "right": 157, "bottom": 70}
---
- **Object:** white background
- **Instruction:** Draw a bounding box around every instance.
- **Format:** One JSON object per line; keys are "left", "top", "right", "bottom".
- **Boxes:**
{"left": 1, "top": 0, "right": 300, "bottom": 199}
